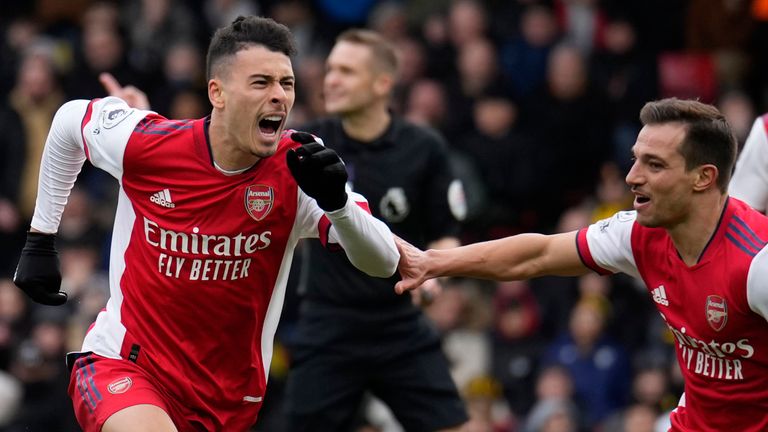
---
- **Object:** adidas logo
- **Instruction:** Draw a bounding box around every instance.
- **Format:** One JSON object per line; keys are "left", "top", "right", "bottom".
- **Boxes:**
{"left": 150, "top": 189, "right": 175, "bottom": 208}
{"left": 652, "top": 285, "right": 669, "bottom": 306}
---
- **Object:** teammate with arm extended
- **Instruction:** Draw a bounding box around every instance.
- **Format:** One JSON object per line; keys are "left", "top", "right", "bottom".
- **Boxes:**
{"left": 12, "top": 16, "right": 398, "bottom": 432}
{"left": 730, "top": 112, "right": 768, "bottom": 212}
{"left": 282, "top": 29, "right": 468, "bottom": 432}
{"left": 395, "top": 98, "right": 768, "bottom": 432}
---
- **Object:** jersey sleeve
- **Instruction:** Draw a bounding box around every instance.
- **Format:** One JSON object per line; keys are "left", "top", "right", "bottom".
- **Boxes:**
{"left": 29, "top": 97, "right": 152, "bottom": 233}
{"left": 730, "top": 116, "right": 768, "bottom": 212}
{"left": 79, "top": 97, "right": 153, "bottom": 179}
{"left": 294, "top": 182, "right": 399, "bottom": 278}
{"left": 576, "top": 210, "right": 641, "bottom": 279}
{"left": 747, "top": 245, "right": 768, "bottom": 321}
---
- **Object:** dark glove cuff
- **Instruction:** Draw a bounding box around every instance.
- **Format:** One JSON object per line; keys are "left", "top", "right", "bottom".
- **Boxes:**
{"left": 318, "top": 192, "right": 348, "bottom": 212}
{"left": 24, "top": 232, "right": 57, "bottom": 255}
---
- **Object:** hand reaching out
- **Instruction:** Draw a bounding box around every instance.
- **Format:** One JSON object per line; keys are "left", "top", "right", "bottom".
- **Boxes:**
{"left": 99, "top": 72, "right": 151, "bottom": 110}
{"left": 394, "top": 236, "right": 431, "bottom": 295}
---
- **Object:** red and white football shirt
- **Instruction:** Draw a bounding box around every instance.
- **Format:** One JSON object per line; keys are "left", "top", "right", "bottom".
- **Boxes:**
{"left": 32, "top": 97, "right": 397, "bottom": 430}
{"left": 577, "top": 198, "right": 768, "bottom": 432}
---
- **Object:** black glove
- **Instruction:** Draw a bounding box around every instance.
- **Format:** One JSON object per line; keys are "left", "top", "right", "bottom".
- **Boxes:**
{"left": 13, "top": 232, "right": 67, "bottom": 306}
{"left": 286, "top": 132, "right": 348, "bottom": 211}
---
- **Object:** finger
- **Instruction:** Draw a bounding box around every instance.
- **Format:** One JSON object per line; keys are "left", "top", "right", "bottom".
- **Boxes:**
{"left": 286, "top": 149, "right": 301, "bottom": 173}
{"left": 309, "top": 148, "right": 342, "bottom": 166}
{"left": 291, "top": 131, "right": 317, "bottom": 144}
{"left": 395, "top": 281, "right": 414, "bottom": 295}
{"left": 99, "top": 72, "right": 123, "bottom": 96}
{"left": 27, "top": 287, "right": 67, "bottom": 306}
{"left": 45, "top": 291, "right": 68, "bottom": 306}
{"left": 299, "top": 142, "right": 326, "bottom": 155}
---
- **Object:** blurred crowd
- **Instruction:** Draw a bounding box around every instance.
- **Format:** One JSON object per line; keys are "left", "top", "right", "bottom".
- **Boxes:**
{"left": 0, "top": 0, "right": 765, "bottom": 431}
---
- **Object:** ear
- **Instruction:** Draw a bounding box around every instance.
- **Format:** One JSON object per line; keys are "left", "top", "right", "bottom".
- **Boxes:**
{"left": 208, "top": 79, "right": 225, "bottom": 109}
{"left": 692, "top": 164, "right": 718, "bottom": 192}
{"left": 372, "top": 73, "right": 394, "bottom": 98}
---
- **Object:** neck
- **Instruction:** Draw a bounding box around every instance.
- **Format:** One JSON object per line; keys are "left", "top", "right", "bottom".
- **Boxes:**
{"left": 668, "top": 193, "right": 728, "bottom": 266}
{"left": 208, "top": 112, "right": 259, "bottom": 171}
{"left": 340, "top": 104, "right": 391, "bottom": 142}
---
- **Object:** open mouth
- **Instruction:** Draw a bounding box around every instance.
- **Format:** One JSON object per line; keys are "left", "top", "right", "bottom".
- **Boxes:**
{"left": 634, "top": 194, "right": 650, "bottom": 206}
{"left": 258, "top": 115, "right": 284, "bottom": 138}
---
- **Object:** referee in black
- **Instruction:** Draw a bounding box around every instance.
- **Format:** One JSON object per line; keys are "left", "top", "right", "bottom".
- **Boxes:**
{"left": 283, "top": 29, "right": 469, "bottom": 432}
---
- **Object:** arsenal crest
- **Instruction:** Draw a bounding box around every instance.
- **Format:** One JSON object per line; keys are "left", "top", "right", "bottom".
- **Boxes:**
{"left": 245, "top": 185, "right": 274, "bottom": 221}
{"left": 705, "top": 295, "right": 728, "bottom": 332}
{"left": 107, "top": 377, "right": 132, "bottom": 394}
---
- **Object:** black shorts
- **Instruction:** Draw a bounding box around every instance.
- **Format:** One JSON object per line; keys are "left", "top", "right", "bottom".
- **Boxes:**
{"left": 283, "top": 337, "right": 467, "bottom": 432}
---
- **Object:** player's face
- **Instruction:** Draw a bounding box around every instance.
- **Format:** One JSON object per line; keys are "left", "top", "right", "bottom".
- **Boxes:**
{"left": 626, "top": 123, "right": 697, "bottom": 228}
{"left": 323, "top": 41, "right": 379, "bottom": 115}
{"left": 218, "top": 45, "right": 295, "bottom": 158}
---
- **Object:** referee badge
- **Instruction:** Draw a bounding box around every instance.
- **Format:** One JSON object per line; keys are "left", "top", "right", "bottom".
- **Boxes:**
{"left": 245, "top": 185, "right": 274, "bottom": 221}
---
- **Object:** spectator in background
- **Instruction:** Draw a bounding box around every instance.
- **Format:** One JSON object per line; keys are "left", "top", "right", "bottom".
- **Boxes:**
{"left": 0, "top": 95, "right": 26, "bottom": 277}
{"left": 717, "top": 90, "right": 755, "bottom": 149}
{"left": 500, "top": 4, "right": 560, "bottom": 100}
{"left": 542, "top": 295, "right": 632, "bottom": 428}
{"left": 686, "top": 0, "right": 753, "bottom": 91}
{"left": 283, "top": 29, "right": 468, "bottom": 432}
{"left": 443, "top": 37, "right": 510, "bottom": 142}
{"left": 0, "top": 18, "right": 44, "bottom": 96}
{"left": 0, "top": 279, "right": 29, "bottom": 371}
{"left": 523, "top": 42, "right": 612, "bottom": 223}
{"left": 203, "top": 0, "right": 260, "bottom": 33}
{"left": 457, "top": 93, "right": 553, "bottom": 239}
{"left": 554, "top": 0, "right": 608, "bottom": 56}
{"left": 7, "top": 46, "right": 63, "bottom": 224}
{"left": 123, "top": 0, "right": 198, "bottom": 80}
{"left": 151, "top": 40, "right": 208, "bottom": 118}
{"left": 65, "top": 11, "right": 140, "bottom": 101}
{"left": 591, "top": 18, "right": 658, "bottom": 172}
{"left": 9, "top": 308, "right": 79, "bottom": 432}
{"left": 447, "top": 0, "right": 490, "bottom": 50}
{"left": 523, "top": 365, "right": 580, "bottom": 432}
{"left": 491, "top": 280, "right": 544, "bottom": 419}
{"left": 404, "top": 78, "right": 449, "bottom": 131}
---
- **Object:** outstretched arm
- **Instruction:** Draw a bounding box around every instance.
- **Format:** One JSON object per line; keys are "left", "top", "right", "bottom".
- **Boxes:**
{"left": 288, "top": 132, "right": 398, "bottom": 277}
{"left": 395, "top": 231, "right": 589, "bottom": 294}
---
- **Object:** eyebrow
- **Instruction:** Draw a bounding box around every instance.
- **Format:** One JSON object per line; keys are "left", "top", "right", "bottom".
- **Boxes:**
{"left": 248, "top": 74, "right": 295, "bottom": 81}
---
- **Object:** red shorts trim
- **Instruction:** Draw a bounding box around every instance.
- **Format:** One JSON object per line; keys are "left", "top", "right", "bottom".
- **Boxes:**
{"left": 68, "top": 353, "right": 174, "bottom": 432}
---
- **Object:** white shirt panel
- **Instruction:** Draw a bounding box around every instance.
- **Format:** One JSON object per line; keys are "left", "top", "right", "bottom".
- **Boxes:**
{"left": 81, "top": 188, "right": 135, "bottom": 357}
{"left": 585, "top": 210, "right": 641, "bottom": 279}
{"left": 81, "top": 97, "right": 153, "bottom": 179}
{"left": 730, "top": 117, "right": 768, "bottom": 212}
{"left": 294, "top": 188, "right": 398, "bottom": 278}
{"left": 747, "top": 244, "right": 768, "bottom": 322}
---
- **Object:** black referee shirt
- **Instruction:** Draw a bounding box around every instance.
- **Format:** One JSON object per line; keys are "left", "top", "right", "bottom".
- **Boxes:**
{"left": 295, "top": 116, "right": 460, "bottom": 336}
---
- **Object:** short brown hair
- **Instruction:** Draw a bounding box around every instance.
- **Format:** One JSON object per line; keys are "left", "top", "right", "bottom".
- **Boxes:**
{"left": 639, "top": 98, "right": 736, "bottom": 192}
{"left": 206, "top": 16, "right": 297, "bottom": 80}
{"left": 336, "top": 29, "right": 398, "bottom": 76}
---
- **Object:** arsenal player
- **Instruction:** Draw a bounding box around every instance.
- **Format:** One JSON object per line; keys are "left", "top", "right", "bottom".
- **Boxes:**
{"left": 12, "top": 16, "right": 398, "bottom": 432}
{"left": 394, "top": 98, "right": 768, "bottom": 432}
